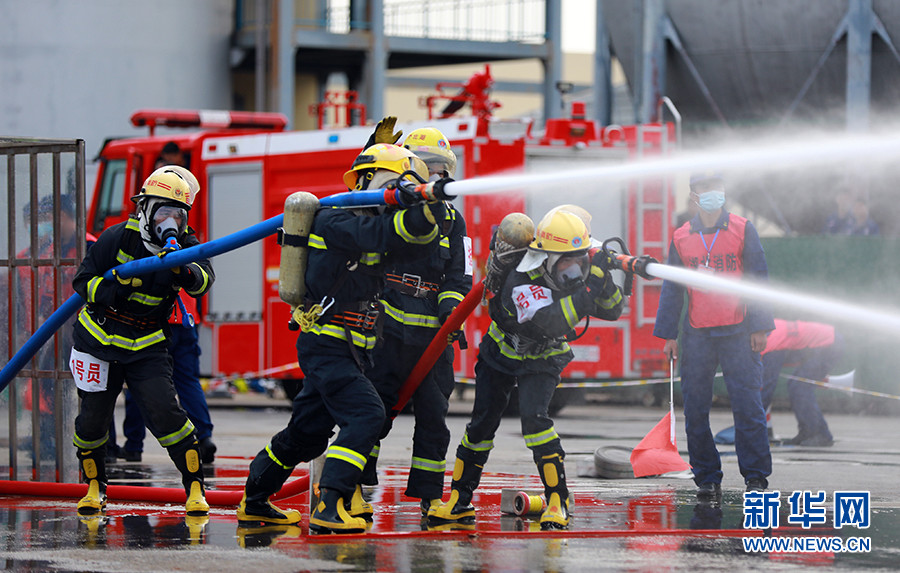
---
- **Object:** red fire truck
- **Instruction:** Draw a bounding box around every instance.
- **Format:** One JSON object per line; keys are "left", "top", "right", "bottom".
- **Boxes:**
{"left": 87, "top": 75, "right": 679, "bottom": 402}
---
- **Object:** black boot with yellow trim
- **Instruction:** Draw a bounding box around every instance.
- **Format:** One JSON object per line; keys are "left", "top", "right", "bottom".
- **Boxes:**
{"left": 537, "top": 453, "right": 570, "bottom": 530}
{"left": 310, "top": 488, "right": 368, "bottom": 534}
{"left": 346, "top": 484, "right": 374, "bottom": 521}
{"left": 237, "top": 448, "right": 301, "bottom": 526}
{"left": 169, "top": 438, "right": 209, "bottom": 516}
{"left": 427, "top": 458, "right": 482, "bottom": 523}
{"left": 77, "top": 447, "right": 108, "bottom": 515}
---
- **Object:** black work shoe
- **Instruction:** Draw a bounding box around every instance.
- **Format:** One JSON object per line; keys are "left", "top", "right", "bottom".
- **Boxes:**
{"left": 696, "top": 482, "right": 722, "bottom": 501}
{"left": 237, "top": 494, "right": 301, "bottom": 526}
{"left": 121, "top": 450, "right": 142, "bottom": 462}
{"left": 745, "top": 478, "right": 768, "bottom": 492}
{"left": 798, "top": 434, "right": 834, "bottom": 447}
{"left": 199, "top": 437, "right": 217, "bottom": 464}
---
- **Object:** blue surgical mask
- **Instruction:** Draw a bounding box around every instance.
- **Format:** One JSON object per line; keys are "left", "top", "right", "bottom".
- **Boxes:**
{"left": 697, "top": 191, "right": 725, "bottom": 213}
{"left": 37, "top": 221, "right": 53, "bottom": 239}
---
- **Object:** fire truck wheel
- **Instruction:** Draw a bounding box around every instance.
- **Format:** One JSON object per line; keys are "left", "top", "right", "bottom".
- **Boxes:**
{"left": 593, "top": 446, "right": 635, "bottom": 479}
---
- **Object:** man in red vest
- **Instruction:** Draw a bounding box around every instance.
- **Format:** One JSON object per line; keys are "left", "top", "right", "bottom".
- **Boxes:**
{"left": 654, "top": 172, "right": 775, "bottom": 501}
{"left": 761, "top": 319, "right": 842, "bottom": 447}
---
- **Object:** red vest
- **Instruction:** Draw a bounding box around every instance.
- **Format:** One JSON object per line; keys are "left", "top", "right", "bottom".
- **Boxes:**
{"left": 673, "top": 213, "right": 747, "bottom": 328}
{"left": 763, "top": 319, "right": 835, "bottom": 354}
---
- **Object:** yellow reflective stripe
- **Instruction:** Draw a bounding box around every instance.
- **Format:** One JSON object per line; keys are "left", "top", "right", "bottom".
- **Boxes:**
{"left": 487, "top": 322, "right": 570, "bottom": 361}
{"left": 360, "top": 252, "right": 381, "bottom": 265}
{"left": 157, "top": 420, "right": 195, "bottom": 448}
{"left": 524, "top": 427, "right": 559, "bottom": 448}
{"left": 394, "top": 210, "right": 438, "bottom": 245}
{"left": 326, "top": 445, "right": 367, "bottom": 470}
{"left": 184, "top": 263, "right": 210, "bottom": 296}
{"left": 527, "top": 269, "right": 542, "bottom": 280}
{"left": 381, "top": 300, "right": 441, "bottom": 328}
{"left": 308, "top": 233, "right": 327, "bottom": 249}
{"left": 368, "top": 444, "right": 380, "bottom": 458}
{"left": 461, "top": 431, "right": 493, "bottom": 452}
{"left": 73, "top": 432, "right": 109, "bottom": 450}
{"left": 116, "top": 249, "right": 134, "bottom": 264}
{"left": 127, "top": 292, "right": 165, "bottom": 306}
{"left": 87, "top": 276, "right": 103, "bottom": 303}
{"left": 411, "top": 456, "right": 446, "bottom": 473}
{"left": 266, "top": 444, "right": 293, "bottom": 469}
{"left": 439, "top": 237, "right": 450, "bottom": 248}
{"left": 597, "top": 288, "right": 623, "bottom": 310}
{"left": 78, "top": 308, "right": 167, "bottom": 351}
{"left": 307, "top": 322, "right": 376, "bottom": 349}
{"left": 438, "top": 291, "right": 465, "bottom": 305}
{"left": 126, "top": 218, "right": 140, "bottom": 232}
{"left": 560, "top": 295, "right": 579, "bottom": 328}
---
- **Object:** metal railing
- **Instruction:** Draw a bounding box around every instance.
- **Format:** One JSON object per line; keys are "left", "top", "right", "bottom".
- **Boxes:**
{"left": 238, "top": 0, "right": 546, "bottom": 43}
{"left": 1, "top": 138, "right": 85, "bottom": 483}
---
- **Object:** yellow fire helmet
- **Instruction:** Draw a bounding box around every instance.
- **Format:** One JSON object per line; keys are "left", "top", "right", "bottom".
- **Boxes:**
{"left": 343, "top": 143, "right": 430, "bottom": 190}
{"left": 402, "top": 127, "right": 458, "bottom": 178}
{"left": 517, "top": 209, "right": 591, "bottom": 272}
{"left": 132, "top": 167, "right": 196, "bottom": 210}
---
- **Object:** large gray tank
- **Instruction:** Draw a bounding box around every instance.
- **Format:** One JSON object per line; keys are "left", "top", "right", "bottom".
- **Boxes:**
{"left": 603, "top": 0, "right": 900, "bottom": 126}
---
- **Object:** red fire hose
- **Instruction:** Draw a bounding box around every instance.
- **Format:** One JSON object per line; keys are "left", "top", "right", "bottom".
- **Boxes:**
{"left": 391, "top": 280, "right": 485, "bottom": 417}
{"left": 0, "top": 472, "right": 309, "bottom": 507}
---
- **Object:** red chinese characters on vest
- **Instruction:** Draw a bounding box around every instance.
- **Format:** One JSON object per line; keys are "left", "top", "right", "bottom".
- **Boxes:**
{"left": 673, "top": 214, "right": 747, "bottom": 328}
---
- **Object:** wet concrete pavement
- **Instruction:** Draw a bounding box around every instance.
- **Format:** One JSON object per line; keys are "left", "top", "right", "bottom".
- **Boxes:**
{"left": 1, "top": 393, "right": 898, "bottom": 572}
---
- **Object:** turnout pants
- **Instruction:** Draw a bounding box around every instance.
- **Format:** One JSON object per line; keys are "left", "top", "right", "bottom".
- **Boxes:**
{"left": 248, "top": 334, "right": 385, "bottom": 498}
{"left": 74, "top": 346, "right": 195, "bottom": 453}
{"left": 364, "top": 334, "right": 455, "bottom": 500}
{"left": 123, "top": 325, "right": 213, "bottom": 452}
{"left": 456, "top": 338, "right": 567, "bottom": 468}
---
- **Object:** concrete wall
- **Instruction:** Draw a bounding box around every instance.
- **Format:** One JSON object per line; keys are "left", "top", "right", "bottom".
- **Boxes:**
{"left": 0, "top": 0, "right": 233, "bottom": 179}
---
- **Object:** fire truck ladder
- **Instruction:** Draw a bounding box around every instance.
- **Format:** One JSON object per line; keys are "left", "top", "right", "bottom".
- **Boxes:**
{"left": 632, "top": 97, "right": 681, "bottom": 329}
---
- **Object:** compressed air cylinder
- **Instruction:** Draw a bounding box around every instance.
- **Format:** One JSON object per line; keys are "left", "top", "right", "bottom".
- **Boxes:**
{"left": 278, "top": 192, "right": 319, "bottom": 306}
{"left": 484, "top": 212, "right": 535, "bottom": 295}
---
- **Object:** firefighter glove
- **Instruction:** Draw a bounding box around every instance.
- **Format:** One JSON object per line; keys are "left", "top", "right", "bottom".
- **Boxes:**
{"left": 395, "top": 179, "right": 421, "bottom": 207}
{"left": 373, "top": 116, "right": 403, "bottom": 145}
{"left": 172, "top": 265, "right": 194, "bottom": 287}
{"left": 156, "top": 244, "right": 179, "bottom": 258}
{"left": 112, "top": 269, "right": 142, "bottom": 288}
{"left": 586, "top": 264, "right": 614, "bottom": 296}
{"left": 591, "top": 250, "right": 613, "bottom": 271}
{"left": 421, "top": 200, "right": 446, "bottom": 226}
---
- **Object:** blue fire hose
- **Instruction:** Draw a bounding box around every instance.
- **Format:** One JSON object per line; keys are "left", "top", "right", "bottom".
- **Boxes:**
{"left": 0, "top": 189, "right": 406, "bottom": 393}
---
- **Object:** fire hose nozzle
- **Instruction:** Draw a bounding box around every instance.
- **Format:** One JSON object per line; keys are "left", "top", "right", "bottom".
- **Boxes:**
{"left": 415, "top": 178, "right": 455, "bottom": 201}
{"left": 612, "top": 254, "right": 658, "bottom": 280}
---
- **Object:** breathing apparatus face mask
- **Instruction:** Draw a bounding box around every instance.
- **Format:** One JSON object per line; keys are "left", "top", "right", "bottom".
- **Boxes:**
{"left": 150, "top": 204, "right": 188, "bottom": 245}
{"left": 551, "top": 252, "right": 589, "bottom": 289}
{"left": 695, "top": 190, "right": 726, "bottom": 213}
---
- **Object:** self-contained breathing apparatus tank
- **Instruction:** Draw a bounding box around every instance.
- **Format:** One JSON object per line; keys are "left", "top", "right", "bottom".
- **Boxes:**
{"left": 484, "top": 212, "right": 535, "bottom": 296}
{"left": 278, "top": 192, "right": 320, "bottom": 322}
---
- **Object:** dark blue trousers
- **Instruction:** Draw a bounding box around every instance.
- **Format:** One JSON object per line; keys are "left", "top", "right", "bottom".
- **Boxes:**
{"left": 681, "top": 329, "right": 771, "bottom": 486}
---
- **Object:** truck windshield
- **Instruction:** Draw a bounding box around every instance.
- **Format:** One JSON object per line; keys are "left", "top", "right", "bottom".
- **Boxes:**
{"left": 93, "top": 159, "right": 127, "bottom": 234}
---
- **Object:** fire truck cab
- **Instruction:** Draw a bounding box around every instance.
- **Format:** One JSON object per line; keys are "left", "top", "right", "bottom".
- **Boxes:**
{"left": 88, "top": 86, "right": 679, "bottom": 404}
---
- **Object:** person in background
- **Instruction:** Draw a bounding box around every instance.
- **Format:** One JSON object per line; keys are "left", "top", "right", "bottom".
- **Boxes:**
{"left": 654, "top": 171, "right": 775, "bottom": 500}
{"left": 848, "top": 197, "right": 879, "bottom": 236}
{"left": 70, "top": 166, "right": 214, "bottom": 516}
{"left": 822, "top": 190, "right": 854, "bottom": 235}
{"left": 156, "top": 141, "right": 188, "bottom": 170}
{"left": 760, "top": 319, "right": 842, "bottom": 447}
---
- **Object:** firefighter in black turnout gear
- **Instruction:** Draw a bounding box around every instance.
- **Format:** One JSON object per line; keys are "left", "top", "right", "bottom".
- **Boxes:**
{"left": 238, "top": 144, "right": 445, "bottom": 534}
{"left": 428, "top": 207, "right": 624, "bottom": 530}
{"left": 71, "top": 166, "right": 214, "bottom": 516}
{"left": 356, "top": 124, "right": 472, "bottom": 518}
